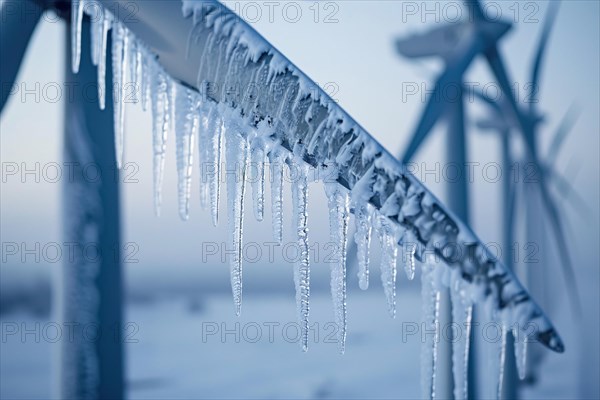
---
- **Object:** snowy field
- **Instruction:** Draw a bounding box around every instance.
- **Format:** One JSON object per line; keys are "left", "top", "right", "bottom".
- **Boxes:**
{"left": 0, "top": 289, "right": 583, "bottom": 399}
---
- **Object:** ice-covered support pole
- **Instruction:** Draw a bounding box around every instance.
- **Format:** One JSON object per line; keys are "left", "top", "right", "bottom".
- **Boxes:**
{"left": 63, "top": 16, "right": 124, "bottom": 399}
{"left": 92, "top": 0, "right": 563, "bottom": 353}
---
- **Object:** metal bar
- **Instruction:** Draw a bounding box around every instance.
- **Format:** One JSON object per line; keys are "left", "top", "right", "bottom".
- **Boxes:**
{"left": 98, "top": 0, "right": 564, "bottom": 353}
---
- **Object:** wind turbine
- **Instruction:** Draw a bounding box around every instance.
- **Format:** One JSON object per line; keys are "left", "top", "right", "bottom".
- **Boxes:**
{"left": 1, "top": 1, "right": 566, "bottom": 399}
{"left": 468, "top": 0, "right": 581, "bottom": 316}
{"left": 392, "top": 7, "right": 514, "bottom": 399}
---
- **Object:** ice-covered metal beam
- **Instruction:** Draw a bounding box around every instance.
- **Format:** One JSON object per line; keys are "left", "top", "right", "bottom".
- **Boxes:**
{"left": 98, "top": 0, "right": 563, "bottom": 353}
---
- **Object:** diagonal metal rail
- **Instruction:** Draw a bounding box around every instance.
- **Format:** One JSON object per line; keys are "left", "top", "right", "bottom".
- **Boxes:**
{"left": 98, "top": 0, "right": 564, "bottom": 353}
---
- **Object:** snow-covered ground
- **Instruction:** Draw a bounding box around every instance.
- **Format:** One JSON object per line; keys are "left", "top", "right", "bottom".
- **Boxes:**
{"left": 0, "top": 288, "right": 584, "bottom": 399}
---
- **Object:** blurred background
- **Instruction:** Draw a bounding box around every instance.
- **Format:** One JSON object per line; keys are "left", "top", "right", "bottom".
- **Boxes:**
{"left": 1, "top": 1, "right": 598, "bottom": 399}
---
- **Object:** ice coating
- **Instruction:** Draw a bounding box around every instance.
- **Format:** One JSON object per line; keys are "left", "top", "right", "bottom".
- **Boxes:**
{"left": 291, "top": 157, "right": 311, "bottom": 351}
{"left": 325, "top": 181, "right": 350, "bottom": 354}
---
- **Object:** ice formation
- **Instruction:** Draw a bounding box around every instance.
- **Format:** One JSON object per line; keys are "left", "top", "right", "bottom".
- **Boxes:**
{"left": 291, "top": 156, "right": 310, "bottom": 351}
{"left": 72, "top": 0, "right": 564, "bottom": 398}
{"left": 325, "top": 180, "right": 350, "bottom": 353}
{"left": 353, "top": 204, "right": 372, "bottom": 290}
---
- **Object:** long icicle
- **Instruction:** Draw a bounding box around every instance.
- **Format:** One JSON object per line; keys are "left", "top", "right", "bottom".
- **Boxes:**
{"left": 141, "top": 50, "right": 151, "bottom": 112}
{"left": 150, "top": 66, "right": 170, "bottom": 216}
{"left": 421, "top": 261, "right": 441, "bottom": 400}
{"left": 71, "top": 0, "right": 84, "bottom": 73}
{"left": 89, "top": 3, "right": 102, "bottom": 66}
{"left": 206, "top": 106, "right": 223, "bottom": 226}
{"left": 97, "top": 10, "right": 111, "bottom": 110}
{"left": 250, "top": 142, "right": 266, "bottom": 222}
{"left": 325, "top": 181, "right": 350, "bottom": 354}
{"left": 175, "top": 86, "right": 198, "bottom": 220}
{"left": 378, "top": 216, "right": 398, "bottom": 318}
{"left": 450, "top": 271, "right": 473, "bottom": 400}
{"left": 226, "top": 125, "right": 249, "bottom": 316}
{"left": 112, "top": 20, "right": 129, "bottom": 169}
{"left": 197, "top": 106, "right": 210, "bottom": 210}
{"left": 129, "top": 39, "right": 140, "bottom": 105}
{"left": 403, "top": 239, "right": 416, "bottom": 280}
{"left": 354, "top": 204, "right": 372, "bottom": 290}
{"left": 513, "top": 327, "right": 528, "bottom": 380}
{"left": 291, "top": 157, "right": 310, "bottom": 351}
{"left": 269, "top": 149, "right": 285, "bottom": 243}
{"left": 491, "top": 325, "right": 508, "bottom": 399}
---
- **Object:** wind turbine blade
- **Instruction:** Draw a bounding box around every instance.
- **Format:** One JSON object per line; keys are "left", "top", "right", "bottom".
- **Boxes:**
{"left": 0, "top": 0, "right": 44, "bottom": 113}
{"left": 546, "top": 166, "right": 591, "bottom": 219}
{"left": 400, "top": 81, "right": 446, "bottom": 163}
{"left": 95, "top": 0, "right": 565, "bottom": 353}
{"left": 538, "top": 177, "right": 583, "bottom": 317}
{"left": 547, "top": 104, "right": 581, "bottom": 162}
{"left": 529, "top": 1, "right": 561, "bottom": 110}
{"left": 464, "top": 0, "right": 485, "bottom": 22}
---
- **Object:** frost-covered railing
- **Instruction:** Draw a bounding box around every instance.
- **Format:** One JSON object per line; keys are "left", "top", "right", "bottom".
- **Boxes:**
{"left": 72, "top": 0, "right": 563, "bottom": 398}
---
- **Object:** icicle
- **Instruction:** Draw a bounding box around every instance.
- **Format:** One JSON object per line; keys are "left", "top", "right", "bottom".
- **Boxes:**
{"left": 175, "top": 86, "right": 198, "bottom": 221}
{"left": 97, "top": 11, "right": 111, "bottom": 110}
{"left": 90, "top": 4, "right": 102, "bottom": 66}
{"left": 129, "top": 39, "right": 140, "bottom": 104}
{"left": 354, "top": 204, "right": 372, "bottom": 290}
{"left": 141, "top": 51, "right": 151, "bottom": 112}
{"left": 202, "top": 106, "right": 223, "bottom": 226}
{"left": 421, "top": 262, "right": 441, "bottom": 400}
{"left": 325, "top": 182, "right": 350, "bottom": 354}
{"left": 71, "top": 0, "right": 84, "bottom": 73}
{"left": 150, "top": 67, "right": 170, "bottom": 216}
{"left": 197, "top": 106, "right": 210, "bottom": 210}
{"left": 250, "top": 142, "right": 266, "bottom": 221}
{"left": 225, "top": 125, "right": 249, "bottom": 316}
{"left": 450, "top": 272, "right": 473, "bottom": 400}
{"left": 489, "top": 325, "right": 508, "bottom": 399}
{"left": 377, "top": 216, "right": 398, "bottom": 318}
{"left": 269, "top": 150, "right": 285, "bottom": 243}
{"left": 403, "top": 241, "right": 416, "bottom": 280}
{"left": 112, "top": 21, "right": 129, "bottom": 169}
{"left": 291, "top": 158, "right": 310, "bottom": 351}
{"left": 513, "top": 327, "right": 528, "bottom": 380}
